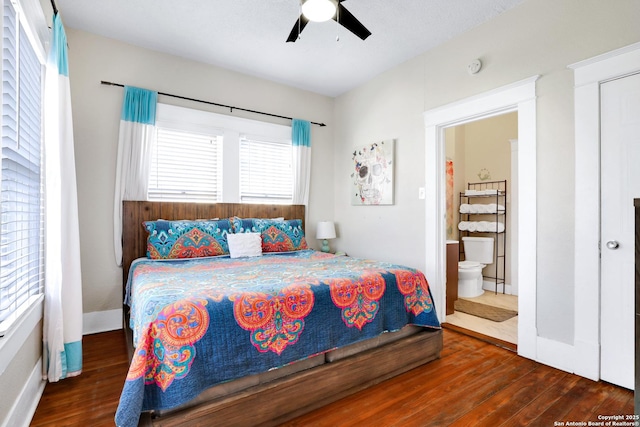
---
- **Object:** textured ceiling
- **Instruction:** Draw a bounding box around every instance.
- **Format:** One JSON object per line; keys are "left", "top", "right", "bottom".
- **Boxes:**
{"left": 56, "top": 0, "right": 526, "bottom": 97}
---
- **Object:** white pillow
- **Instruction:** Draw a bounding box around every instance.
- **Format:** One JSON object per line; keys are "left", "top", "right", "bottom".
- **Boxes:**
{"left": 228, "top": 232, "right": 263, "bottom": 258}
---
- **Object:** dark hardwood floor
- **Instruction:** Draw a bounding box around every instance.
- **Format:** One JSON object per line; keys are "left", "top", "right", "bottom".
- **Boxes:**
{"left": 30, "top": 329, "right": 633, "bottom": 426}
{"left": 31, "top": 330, "right": 129, "bottom": 427}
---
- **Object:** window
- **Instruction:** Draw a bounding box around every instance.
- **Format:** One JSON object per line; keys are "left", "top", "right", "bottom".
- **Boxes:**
{"left": 148, "top": 127, "right": 223, "bottom": 202}
{"left": 152, "top": 103, "right": 292, "bottom": 204}
{"left": 0, "top": 0, "right": 44, "bottom": 335}
{"left": 239, "top": 136, "right": 292, "bottom": 203}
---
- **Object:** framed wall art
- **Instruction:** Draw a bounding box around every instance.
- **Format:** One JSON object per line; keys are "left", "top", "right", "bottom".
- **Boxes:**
{"left": 351, "top": 139, "right": 395, "bottom": 205}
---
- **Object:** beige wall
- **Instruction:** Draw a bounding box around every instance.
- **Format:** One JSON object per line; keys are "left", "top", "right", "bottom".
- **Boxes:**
{"left": 334, "top": 0, "right": 640, "bottom": 344}
{"left": 66, "top": 29, "right": 335, "bottom": 314}
{"left": 462, "top": 113, "right": 515, "bottom": 190}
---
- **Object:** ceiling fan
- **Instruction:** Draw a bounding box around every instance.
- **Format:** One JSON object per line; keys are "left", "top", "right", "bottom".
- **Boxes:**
{"left": 286, "top": 0, "right": 372, "bottom": 42}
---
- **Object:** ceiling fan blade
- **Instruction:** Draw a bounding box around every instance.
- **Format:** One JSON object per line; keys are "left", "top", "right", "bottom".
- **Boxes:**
{"left": 334, "top": 3, "right": 371, "bottom": 40}
{"left": 286, "top": 14, "right": 310, "bottom": 43}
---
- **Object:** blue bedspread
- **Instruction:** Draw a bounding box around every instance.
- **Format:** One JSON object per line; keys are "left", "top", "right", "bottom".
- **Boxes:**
{"left": 115, "top": 250, "right": 440, "bottom": 427}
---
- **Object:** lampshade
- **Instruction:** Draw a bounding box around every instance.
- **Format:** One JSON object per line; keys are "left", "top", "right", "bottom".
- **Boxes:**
{"left": 316, "top": 221, "right": 336, "bottom": 240}
{"left": 301, "top": 0, "right": 337, "bottom": 22}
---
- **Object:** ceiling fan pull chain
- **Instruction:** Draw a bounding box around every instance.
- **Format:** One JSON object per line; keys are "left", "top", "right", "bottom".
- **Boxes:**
{"left": 298, "top": 0, "right": 302, "bottom": 40}
{"left": 336, "top": 2, "right": 340, "bottom": 41}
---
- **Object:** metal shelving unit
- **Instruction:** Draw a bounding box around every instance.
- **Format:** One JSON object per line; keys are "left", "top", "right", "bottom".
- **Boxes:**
{"left": 458, "top": 180, "right": 507, "bottom": 294}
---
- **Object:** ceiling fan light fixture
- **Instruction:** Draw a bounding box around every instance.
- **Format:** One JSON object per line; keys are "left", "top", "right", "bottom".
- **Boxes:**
{"left": 301, "top": 0, "right": 337, "bottom": 22}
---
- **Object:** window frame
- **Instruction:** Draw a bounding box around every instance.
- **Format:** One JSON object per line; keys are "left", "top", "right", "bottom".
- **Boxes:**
{"left": 0, "top": 0, "right": 47, "bottom": 338}
{"left": 154, "top": 103, "right": 292, "bottom": 204}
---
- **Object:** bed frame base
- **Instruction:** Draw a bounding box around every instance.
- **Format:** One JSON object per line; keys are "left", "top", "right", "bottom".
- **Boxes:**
{"left": 141, "top": 328, "right": 442, "bottom": 427}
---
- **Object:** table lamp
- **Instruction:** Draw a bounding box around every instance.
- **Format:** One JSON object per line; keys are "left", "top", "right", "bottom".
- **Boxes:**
{"left": 316, "top": 221, "right": 336, "bottom": 253}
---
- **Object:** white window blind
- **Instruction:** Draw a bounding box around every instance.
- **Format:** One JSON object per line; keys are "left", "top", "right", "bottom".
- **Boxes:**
{"left": 0, "top": 0, "right": 44, "bottom": 333}
{"left": 239, "top": 136, "right": 292, "bottom": 203}
{"left": 153, "top": 103, "right": 293, "bottom": 205}
{"left": 148, "top": 127, "right": 223, "bottom": 202}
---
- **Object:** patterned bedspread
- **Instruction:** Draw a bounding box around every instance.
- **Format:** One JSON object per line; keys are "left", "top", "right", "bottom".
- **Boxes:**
{"left": 115, "top": 250, "right": 440, "bottom": 427}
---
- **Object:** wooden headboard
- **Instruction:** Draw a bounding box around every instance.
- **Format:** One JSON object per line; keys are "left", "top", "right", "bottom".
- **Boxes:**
{"left": 122, "top": 201, "right": 306, "bottom": 293}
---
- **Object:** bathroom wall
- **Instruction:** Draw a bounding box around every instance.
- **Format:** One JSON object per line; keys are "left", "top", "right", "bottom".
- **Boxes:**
{"left": 445, "top": 112, "right": 517, "bottom": 292}
{"left": 464, "top": 113, "right": 516, "bottom": 187}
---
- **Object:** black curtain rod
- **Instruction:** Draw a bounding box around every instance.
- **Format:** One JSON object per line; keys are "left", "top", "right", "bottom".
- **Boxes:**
{"left": 50, "top": 0, "right": 57, "bottom": 15}
{"left": 100, "top": 80, "right": 326, "bottom": 127}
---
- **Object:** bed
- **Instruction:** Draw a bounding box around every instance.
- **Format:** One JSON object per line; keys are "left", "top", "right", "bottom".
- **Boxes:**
{"left": 116, "top": 201, "right": 442, "bottom": 427}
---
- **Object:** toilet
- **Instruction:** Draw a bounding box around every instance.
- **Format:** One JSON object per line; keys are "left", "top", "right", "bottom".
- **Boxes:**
{"left": 458, "top": 236, "right": 494, "bottom": 298}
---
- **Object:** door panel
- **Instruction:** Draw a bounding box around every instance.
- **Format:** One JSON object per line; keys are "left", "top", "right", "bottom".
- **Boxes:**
{"left": 600, "top": 72, "right": 640, "bottom": 389}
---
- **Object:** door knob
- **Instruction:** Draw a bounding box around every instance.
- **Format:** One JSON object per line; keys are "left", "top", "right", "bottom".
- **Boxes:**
{"left": 606, "top": 240, "right": 620, "bottom": 250}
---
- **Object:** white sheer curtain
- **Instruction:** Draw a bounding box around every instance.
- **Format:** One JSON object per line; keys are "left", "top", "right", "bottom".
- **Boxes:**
{"left": 43, "top": 12, "right": 83, "bottom": 381}
{"left": 113, "top": 86, "right": 158, "bottom": 265}
{"left": 291, "top": 119, "right": 311, "bottom": 205}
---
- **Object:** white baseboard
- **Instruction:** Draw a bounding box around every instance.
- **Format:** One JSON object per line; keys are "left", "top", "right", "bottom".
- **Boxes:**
{"left": 3, "top": 357, "right": 45, "bottom": 427}
{"left": 83, "top": 309, "right": 123, "bottom": 335}
{"left": 482, "top": 280, "right": 515, "bottom": 295}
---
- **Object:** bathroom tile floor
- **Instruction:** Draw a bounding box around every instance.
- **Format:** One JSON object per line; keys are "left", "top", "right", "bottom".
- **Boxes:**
{"left": 443, "top": 291, "right": 518, "bottom": 345}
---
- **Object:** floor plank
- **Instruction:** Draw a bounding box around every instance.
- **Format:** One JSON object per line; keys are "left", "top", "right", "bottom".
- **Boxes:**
{"left": 30, "top": 330, "right": 128, "bottom": 427}
{"left": 30, "top": 328, "right": 634, "bottom": 427}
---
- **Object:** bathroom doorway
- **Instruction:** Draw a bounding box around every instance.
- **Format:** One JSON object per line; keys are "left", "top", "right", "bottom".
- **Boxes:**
{"left": 424, "top": 76, "right": 538, "bottom": 360}
{"left": 443, "top": 112, "right": 518, "bottom": 347}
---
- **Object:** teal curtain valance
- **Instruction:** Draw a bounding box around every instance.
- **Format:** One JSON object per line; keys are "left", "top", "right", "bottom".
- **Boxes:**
{"left": 292, "top": 119, "right": 311, "bottom": 147}
{"left": 49, "top": 13, "right": 68, "bottom": 76}
{"left": 121, "top": 86, "right": 157, "bottom": 125}
{"left": 291, "top": 118, "right": 311, "bottom": 205}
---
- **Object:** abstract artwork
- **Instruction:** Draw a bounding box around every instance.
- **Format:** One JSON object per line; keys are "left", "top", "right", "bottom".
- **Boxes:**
{"left": 351, "top": 139, "right": 395, "bottom": 205}
{"left": 446, "top": 159, "right": 454, "bottom": 239}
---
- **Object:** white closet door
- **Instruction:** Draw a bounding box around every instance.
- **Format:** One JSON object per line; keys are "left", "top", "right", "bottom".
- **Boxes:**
{"left": 600, "top": 71, "right": 640, "bottom": 390}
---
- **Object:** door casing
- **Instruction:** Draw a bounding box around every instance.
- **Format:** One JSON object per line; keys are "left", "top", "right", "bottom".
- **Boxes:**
{"left": 423, "top": 75, "right": 538, "bottom": 360}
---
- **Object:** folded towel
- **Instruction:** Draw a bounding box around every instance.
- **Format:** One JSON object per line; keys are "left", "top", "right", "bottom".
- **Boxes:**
{"left": 482, "top": 189, "right": 499, "bottom": 195}
{"left": 464, "top": 189, "right": 482, "bottom": 196}
{"left": 482, "top": 221, "right": 505, "bottom": 233}
{"left": 459, "top": 221, "right": 505, "bottom": 233}
{"left": 482, "top": 203, "right": 504, "bottom": 213}
{"left": 461, "top": 203, "right": 505, "bottom": 214}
